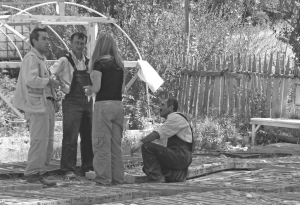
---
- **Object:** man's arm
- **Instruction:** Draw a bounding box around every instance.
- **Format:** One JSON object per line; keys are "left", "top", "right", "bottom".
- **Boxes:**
{"left": 131, "top": 131, "right": 160, "bottom": 154}
{"left": 140, "top": 131, "right": 159, "bottom": 143}
{"left": 49, "top": 57, "right": 71, "bottom": 93}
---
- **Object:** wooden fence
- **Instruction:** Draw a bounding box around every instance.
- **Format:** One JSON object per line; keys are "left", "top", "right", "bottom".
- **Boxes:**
{"left": 173, "top": 52, "right": 300, "bottom": 119}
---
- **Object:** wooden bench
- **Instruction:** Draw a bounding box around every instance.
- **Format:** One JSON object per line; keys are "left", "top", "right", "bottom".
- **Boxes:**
{"left": 250, "top": 118, "right": 300, "bottom": 145}
{"left": 250, "top": 72, "right": 300, "bottom": 145}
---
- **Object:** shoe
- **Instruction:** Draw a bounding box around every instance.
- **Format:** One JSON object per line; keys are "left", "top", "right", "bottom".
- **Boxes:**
{"left": 165, "top": 169, "right": 188, "bottom": 183}
{"left": 65, "top": 171, "right": 77, "bottom": 179}
{"left": 39, "top": 177, "right": 57, "bottom": 187}
{"left": 147, "top": 177, "right": 166, "bottom": 183}
{"left": 77, "top": 168, "right": 93, "bottom": 177}
{"left": 26, "top": 173, "right": 57, "bottom": 187}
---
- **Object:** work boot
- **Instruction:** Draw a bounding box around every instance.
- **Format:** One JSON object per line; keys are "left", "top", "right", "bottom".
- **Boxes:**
{"left": 26, "top": 173, "right": 57, "bottom": 187}
{"left": 165, "top": 169, "right": 188, "bottom": 183}
{"left": 77, "top": 167, "right": 93, "bottom": 177}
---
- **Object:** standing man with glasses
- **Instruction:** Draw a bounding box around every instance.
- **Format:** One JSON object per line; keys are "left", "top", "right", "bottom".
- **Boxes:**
{"left": 13, "top": 27, "right": 60, "bottom": 187}
{"left": 50, "top": 32, "right": 94, "bottom": 179}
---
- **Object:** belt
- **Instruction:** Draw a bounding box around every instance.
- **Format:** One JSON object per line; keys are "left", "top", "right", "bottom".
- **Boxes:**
{"left": 46, "top": 96, "right": 55, "bottom": 102}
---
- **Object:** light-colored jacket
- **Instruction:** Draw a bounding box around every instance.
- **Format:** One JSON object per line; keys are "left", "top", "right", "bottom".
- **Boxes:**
{"left": 13, "top": 47, "right": 50, "bottom": 113}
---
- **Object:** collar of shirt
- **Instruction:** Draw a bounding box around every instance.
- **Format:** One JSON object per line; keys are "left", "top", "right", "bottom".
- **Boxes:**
{"left": 31, "top": 47, "right": 46, "bottom": 61}
{"left": 70, "top": 50, "right": 85, "bottom": 64}
{"left": 166, "top": 112, "right": 180, "bottom": 119}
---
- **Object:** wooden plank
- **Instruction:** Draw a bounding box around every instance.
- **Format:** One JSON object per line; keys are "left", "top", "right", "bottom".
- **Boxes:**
{"left": 261, "top": 53, "right": 268, "bottom": 117}
{"left": 179, "top": 55, "right": 187, "bottom": 111}
{"left": 246, "top": 56, "right": 252, "bottom": 119}
{"left": 212, "top": 56, "right": 221, "bottom": 116}
{"left": 202, "top": 59, "right": 211, "bottom": 115}
{"left": 189, "top": 57, "right": 196, "bottom": 116}
{"left": 257, "top": 56, "right": 262, "bottom": 117}
{"left": 125, "top": 73, "right": 138, "bottom": 93}
{"left": 86, "top": 22, "right": 97, "bottom": 58}
{"left": 56, "top": 0, "right": 65, "bottom": 16}
{"left": 3, "top": 24, "right": 29, "bottom": 44}
{"left": 0, "top": 61, "right": 138, "bottom": 68}
{"left": 0, "top": 15, "right": 116, "bottom": 24}
{"left": 0, "top": 0, "right": 53, "bottom": 5}
{"left": 180, "top": 56, "right": 188, "bottom": 112}
{"left": 271, "top": 53, "right": 281, "bottom": 118}
{"left": 251, "top": 55, "right": 257, "bottom": 116}
{"left": 251, "top": 118, "right": 300, "bottom": 129}
{"left": 281, "top": 57, "right": 290, "bottom": 117}
{"left": 220, "top": 57, "right": 226, "bottom": 114}
{"left": 181, "top": 70, "right": 243, "bottom": 78}
{"left": 240, "top": 55, "right": 247, "bottom": 117}
{"left": 235, "top": 53, "right": 241, "bottom": 115}
{"left": 197, "top": 62, "right": 206, "bottom": 115}
{"left": 192, "top": 59, "right": 200, "bottom": 116}
{"left": 208, "top": 56, "right": 216, "bottom": 115}
{"left": 184, "top": 56, "right": 191, "bottom": 114}
{"left": 266, "top": 53, "right": 273, "bottom": 118}
{"left": 227, "top": 54, "right": 235, "bottom": 115}
{"left": 0, "top": 92, "right": 24, "bottom": 119}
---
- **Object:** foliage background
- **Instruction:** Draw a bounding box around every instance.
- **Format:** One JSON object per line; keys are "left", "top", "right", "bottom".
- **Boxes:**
{"left": 0, "top": 0, "right": 298, "bottom": 146}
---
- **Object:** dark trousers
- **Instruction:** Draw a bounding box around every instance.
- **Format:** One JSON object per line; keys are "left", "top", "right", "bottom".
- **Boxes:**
{"left": 60, "top": 96, "right": 94, "bottom": 173}
{"left": 141, "top": 142, "right": 192, "bottom": 182}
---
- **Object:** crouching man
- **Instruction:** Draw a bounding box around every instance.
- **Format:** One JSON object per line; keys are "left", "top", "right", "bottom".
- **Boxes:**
{"left": 131, "top": 98, "right": 194, "bottom": 183}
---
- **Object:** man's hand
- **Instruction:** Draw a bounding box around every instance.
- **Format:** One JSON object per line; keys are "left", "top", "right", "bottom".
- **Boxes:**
{"left": 130, "top": 141, "right": 143, "bottom": 154}
{"left": 48, "top": 79, "right": 60, "bottom": 88}
{"left": 83, "top": 85, "right": 93, "bottom": 96}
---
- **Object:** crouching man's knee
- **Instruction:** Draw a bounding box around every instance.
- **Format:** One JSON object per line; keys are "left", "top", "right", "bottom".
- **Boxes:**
{"left": 141, "top": 142, "right": 153, "bottom": 152}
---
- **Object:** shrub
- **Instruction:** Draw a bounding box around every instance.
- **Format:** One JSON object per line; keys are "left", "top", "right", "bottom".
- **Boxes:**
{"left": 193, "top": 114, "right": 248, "bottom": 151}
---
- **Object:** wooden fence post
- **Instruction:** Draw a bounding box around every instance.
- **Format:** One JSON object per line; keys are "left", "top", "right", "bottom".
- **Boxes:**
{"left": 213, "top": 56, "right": 221, "bottom": 116}
{"left": 174, "top": 52, "right": 294, "bottom": 120}
{"left": 265, "top": 53, "right": 273, "bottom": 118}
{"left": 271, "top": 53, "right": 281, "bottom": 118}
{"left": 281, "top": 57, "right": 290, "bottom": 117}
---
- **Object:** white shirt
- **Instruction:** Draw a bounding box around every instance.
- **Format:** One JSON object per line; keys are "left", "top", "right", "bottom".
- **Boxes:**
{"left": 154, "top": 112, "right": 192, "bottom": 143}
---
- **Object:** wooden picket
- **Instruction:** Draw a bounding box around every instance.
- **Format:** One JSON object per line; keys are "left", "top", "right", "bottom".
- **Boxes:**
{"left": 172, "top": 52, "right": 299, "bottom": 119}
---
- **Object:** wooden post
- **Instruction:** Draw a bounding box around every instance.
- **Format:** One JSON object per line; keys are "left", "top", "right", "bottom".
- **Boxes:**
{"left": 86, "top": 22, "right": 98, "bottom": 58}
{"left": 0, "top": 92, "right": 24, "bottom": 119}
{"left": 56, "top": 0, "right": 65, "bottom": 16}
{"left": 251, "top": 124, "right": 256, "bottom": 146}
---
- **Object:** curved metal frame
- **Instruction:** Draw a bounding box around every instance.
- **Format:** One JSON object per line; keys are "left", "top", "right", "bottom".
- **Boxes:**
{"left": 8, "top": 1, "right": 142, "bottom": 60}
{"left": 2, "top": 4, "right": 69, "bottom": 51}
{"left": 1, "top": 1, "right": 151, "bottom": 117}
{"left": 0, "top": 24, "right": 23, "bottom": 60}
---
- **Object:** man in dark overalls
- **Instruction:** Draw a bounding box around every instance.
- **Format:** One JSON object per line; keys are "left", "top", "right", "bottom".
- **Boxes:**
{"left": 50, "top": 32, "right": 94, "bottom": 179}
{"left": 131, "top": 98, "right": 194, "bottom": 183}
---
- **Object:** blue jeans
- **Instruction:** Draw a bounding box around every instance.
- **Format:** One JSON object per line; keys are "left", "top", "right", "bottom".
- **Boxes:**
{"left": 60, "top": 95, "right": 93, "bottom": 173}
{"left": 92, "top": 101, "right": 124, "bottom": 185}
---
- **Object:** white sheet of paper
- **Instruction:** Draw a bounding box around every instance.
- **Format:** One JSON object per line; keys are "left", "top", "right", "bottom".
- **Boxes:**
{"left": 137, "top": 60, "right": 164, "bottom": 92}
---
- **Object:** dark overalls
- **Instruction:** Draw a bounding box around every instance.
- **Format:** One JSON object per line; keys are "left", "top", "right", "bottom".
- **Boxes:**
{"left": 60, "top": 53, "right": 94, "bottom": 174}
{"left": 141, "top": 114, "right": 194, "bottom": 182}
